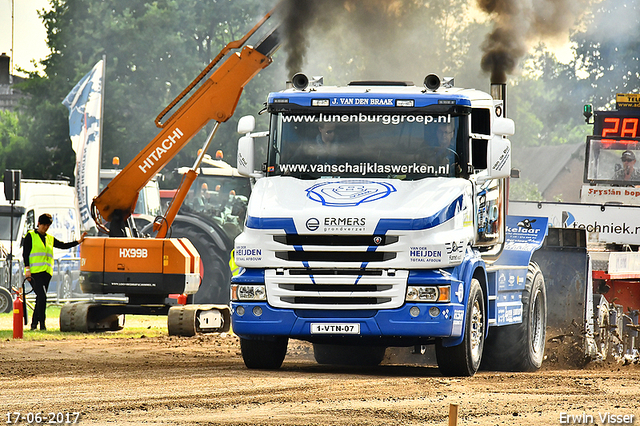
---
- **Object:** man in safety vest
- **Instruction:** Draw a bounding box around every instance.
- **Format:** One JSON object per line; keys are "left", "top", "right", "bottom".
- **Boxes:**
{"left": 22, "top": 213, "right": 87, "bottom": 330}
{"left": 229, "top": 249, "right": 241, "bottom": 277}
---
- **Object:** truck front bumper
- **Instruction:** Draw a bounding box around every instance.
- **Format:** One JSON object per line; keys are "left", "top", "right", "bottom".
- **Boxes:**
{"left": 231, "top": 301, "right": 464, "bottom": 343}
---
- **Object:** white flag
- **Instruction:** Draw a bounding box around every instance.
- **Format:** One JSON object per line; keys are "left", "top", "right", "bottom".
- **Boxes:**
{"left": 62, "top": 60, "right": 104, "bottom": 232}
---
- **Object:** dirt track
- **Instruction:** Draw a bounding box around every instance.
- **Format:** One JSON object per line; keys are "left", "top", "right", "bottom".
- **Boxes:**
{"left": 0, "top": 329, "right": 639, "bottom": 426}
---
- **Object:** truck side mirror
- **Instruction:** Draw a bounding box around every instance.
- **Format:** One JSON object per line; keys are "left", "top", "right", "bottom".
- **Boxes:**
{"left": 493, "top": 117, "right": 515, "bottom": 136}
{"left": 237, "top": 135, "right": 255, "bottom": 177}
{"left": 237, "top": 115, "right": 256, "bottom": 134}
{"left": 487, "top": 136, "right": 511, "bottom": 179}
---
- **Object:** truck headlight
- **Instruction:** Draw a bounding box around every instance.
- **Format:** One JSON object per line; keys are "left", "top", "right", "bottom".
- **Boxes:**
{"left": 231, "top": 284, "right": 266, "bottom": 301}
{"left": 406, "top": 286, "right": 450, "bottom": 302}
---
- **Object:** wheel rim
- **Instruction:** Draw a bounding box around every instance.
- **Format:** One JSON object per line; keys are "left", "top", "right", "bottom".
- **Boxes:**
{"left": 0, "top": 293, "right": 8, "bottom": 312}
{"left": 62, "top": 276, "right": 72, "bottom": 299}
{"left": 530, "top": 289, "right": 545, "bottom": 355}
{"left": 470, "top": 298, "right": 484, "bottom": 362}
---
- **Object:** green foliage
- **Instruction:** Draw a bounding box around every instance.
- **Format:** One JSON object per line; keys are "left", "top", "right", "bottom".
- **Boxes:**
{"left": 572, "top": 0, "right": 640, "bottom": 107}
{"left": 0, "top": 110, "right": 31, "bottom": 175}
{"left": 508, "top": 46, "right": 592, "bottom": 148}
{"left": 509, "top": 178, "right": 543, "bottom": 202}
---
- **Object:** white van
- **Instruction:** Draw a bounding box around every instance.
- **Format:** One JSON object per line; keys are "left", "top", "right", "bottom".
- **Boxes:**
{"left": 0, "top": 179, "right": 83, "bottom": 312}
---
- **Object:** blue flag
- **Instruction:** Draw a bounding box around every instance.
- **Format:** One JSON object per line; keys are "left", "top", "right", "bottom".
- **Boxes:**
{"left": 63, "top": 60, "right": 104, "bottom": 231}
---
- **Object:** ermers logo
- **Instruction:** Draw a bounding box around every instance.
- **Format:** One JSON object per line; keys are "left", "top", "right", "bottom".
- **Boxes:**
{"left": 324, "top": 217, "right": 365, "bottom": 226}
{"left": 139, "top": 127, "right": 184, "bottom": 173}
{"left": 306, "top": 180, "right": 396, "bottom": 207}
{"left": 120, "top": 248, "right": 148, "bottom": 258}
{"left": 323, "top": 217, "right": 366, "bottom": 232}
{"left": 306, "top": 218, "right": 320, "bottom": 231}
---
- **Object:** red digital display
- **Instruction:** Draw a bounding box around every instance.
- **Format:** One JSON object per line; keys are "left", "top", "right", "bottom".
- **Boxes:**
{"left": 600, "top": 117, "right": 639, "bottom": 138}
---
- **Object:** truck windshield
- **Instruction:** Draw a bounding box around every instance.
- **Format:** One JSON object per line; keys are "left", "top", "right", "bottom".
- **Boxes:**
{"left": 585, "top": 136, "right": 640, "bottom": 185}
{"left": 268, "top": 112, "right": 466, "bottom": 180}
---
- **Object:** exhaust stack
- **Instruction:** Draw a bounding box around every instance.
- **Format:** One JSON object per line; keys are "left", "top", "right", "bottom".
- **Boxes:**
{"left": 491, "top": 83, "right": 507, "bottom": 118}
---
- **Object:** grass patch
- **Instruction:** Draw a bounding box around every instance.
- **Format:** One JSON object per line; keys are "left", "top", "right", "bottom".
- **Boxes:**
{"left": 0, "top": 304, "right": 168, "bottom": 341}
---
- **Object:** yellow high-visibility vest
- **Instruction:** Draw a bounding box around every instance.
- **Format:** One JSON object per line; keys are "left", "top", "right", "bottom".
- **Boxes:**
{"left": 28, "top": 230, "right": 54, "bottom": 275}
{"left": 229, "top": 249, "right": 240, "bottom": 277}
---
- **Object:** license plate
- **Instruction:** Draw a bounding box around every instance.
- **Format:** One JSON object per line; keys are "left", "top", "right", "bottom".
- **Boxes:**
{"left": 310, "top": 323, "right": 360, "bottom": 334}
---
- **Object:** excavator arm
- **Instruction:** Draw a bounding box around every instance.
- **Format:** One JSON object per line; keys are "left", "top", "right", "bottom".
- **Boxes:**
{"left": 92, "top": 8, "right": 281, "bottom": 236}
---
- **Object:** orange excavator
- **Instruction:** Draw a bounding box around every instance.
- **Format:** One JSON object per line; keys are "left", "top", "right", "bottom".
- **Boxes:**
{"left": 60, "top": 6, "right": 282, "bottom": 334}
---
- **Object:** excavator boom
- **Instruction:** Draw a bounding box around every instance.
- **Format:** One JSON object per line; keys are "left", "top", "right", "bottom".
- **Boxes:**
{"left": 92, "top": 11, "right": 281, "bottom": 233}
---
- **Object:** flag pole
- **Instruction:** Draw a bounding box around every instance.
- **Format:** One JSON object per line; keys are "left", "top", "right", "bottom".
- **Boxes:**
{"left": 96, "top": 55, "right": 106, "bottom": 213}
{"left": 90, "top": 55, "right": 106, "bottom": 235}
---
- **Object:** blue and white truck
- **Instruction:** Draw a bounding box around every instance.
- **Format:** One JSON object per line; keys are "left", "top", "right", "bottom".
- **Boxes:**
{"left": 230, "top": 74, "right": 589, "bottom": 376}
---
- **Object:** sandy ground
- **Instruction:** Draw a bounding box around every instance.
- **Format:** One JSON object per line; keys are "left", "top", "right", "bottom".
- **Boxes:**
{"left": 0, "top": 318, "right": 639, "bottom": 426}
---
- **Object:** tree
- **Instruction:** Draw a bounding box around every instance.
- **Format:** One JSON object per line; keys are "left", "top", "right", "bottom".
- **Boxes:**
{"left": 16, "top": 0, "right": 277, "bottom": 181}
{"left": 0, "top": 110, "right": 31, "bottom": 174}
{"left": 572, "top": 0, "right": 640, "bottom": 107}
{"left": 508, "top": 46, "right": 591, "bottom": 148}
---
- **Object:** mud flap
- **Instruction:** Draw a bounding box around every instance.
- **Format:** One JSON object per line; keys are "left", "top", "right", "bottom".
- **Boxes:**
{"left": 531, "top": 227, "right": 594, "bottom": 365}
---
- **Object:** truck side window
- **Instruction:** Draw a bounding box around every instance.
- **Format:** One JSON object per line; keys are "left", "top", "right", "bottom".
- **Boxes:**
{"left": 471, "top": 108, "right": 491, "bottom": 135}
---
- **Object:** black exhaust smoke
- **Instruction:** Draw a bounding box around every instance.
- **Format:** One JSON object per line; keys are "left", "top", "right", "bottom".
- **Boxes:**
{"left": 277, "top": 0, "right": 589, "bottom": 86}
{"left": 477, "top": 0, "right": 589, "bottom": 84}
{"left": 278, "top": 0, "right": 414, "bottom": 79}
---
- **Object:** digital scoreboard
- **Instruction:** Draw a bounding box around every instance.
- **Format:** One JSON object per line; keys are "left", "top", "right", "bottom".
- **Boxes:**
{"left": 593, "top": 94, "right": 640, "bottom": 138}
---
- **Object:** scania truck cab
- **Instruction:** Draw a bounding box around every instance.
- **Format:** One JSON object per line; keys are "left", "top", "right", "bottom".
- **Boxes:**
{"left": 231, "top": 75, "right": 550, "bottom": 376}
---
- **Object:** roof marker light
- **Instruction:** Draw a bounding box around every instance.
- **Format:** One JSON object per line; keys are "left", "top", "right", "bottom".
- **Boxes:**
{"left": 312, "top": 99, "right": 330, "bottom": 107}
{"left": 396, "top": 99, "right": 414, "bottom": 107}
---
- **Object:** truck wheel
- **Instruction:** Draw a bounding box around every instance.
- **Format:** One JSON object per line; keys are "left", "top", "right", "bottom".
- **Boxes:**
{"left": 312, "top": 344, "right": 386, "bottom": 367}
{"left": 240, "top": 337, "right": 288, "bottom": 369}
{"left": 592, "top": 295, "right": 610, "bottom": 361}
{"left": 171, "top": 224, "right": 230, "bottom": 305}
{"left": 0, "top": 287, "right": 12, "bottom": 313}
{"left": 481, "top": 262, "right": 547, "bottom": 372}
{"left": 435, "top": 278, "right": 485, "bottom": 376}
{"left": 57, "top": 273, "right": 73, "bottom": 301}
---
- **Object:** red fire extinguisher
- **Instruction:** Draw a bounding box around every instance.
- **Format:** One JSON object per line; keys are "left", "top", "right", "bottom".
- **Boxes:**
{"left": 12, "top": 288, "right": 23, "bottom": 339}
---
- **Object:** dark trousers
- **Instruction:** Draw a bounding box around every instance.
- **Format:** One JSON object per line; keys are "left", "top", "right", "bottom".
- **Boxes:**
{"left": 30, "top": 272, "right": 52, "bottom": 328}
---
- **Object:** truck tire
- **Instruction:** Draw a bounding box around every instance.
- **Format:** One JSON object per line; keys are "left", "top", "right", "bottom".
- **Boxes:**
{"left": 312, "top": 344, "right": 386, "bottom": 367}
{"left": 0, "top": 287, "right": 12, "bottom": 313}
{"left": 171, "top": 223, "right": 230, "bottom": 305}
{"left": 592, "top": 294, "right": 610, "bottom": 361}
{"left": 481, "top": 262, "right": 547, "bottom": 372}
{"left": 240, "top": 337, "right": 288, "bottom": 369}
{"left": 435, "top": 278, "right": 485, "bottom": 376}
{"left": 57, "top": 273, "right": 73, "bottom": 301}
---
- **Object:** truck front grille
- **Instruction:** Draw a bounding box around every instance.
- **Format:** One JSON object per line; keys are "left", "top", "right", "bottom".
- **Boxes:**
{"left": 275, "top": 251, "right": 396, "bottom": 262}
{"left": 273, "top": 235, "right": 398, "bottom": 246}
{"left": 265, "top": 269, "right": 407, "bottom": 310}
{"left": 272, "top": 234, "right": 399, "bottom": 264}
{"left": 280, "top": 296, "right": 392, "bottom": 305}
